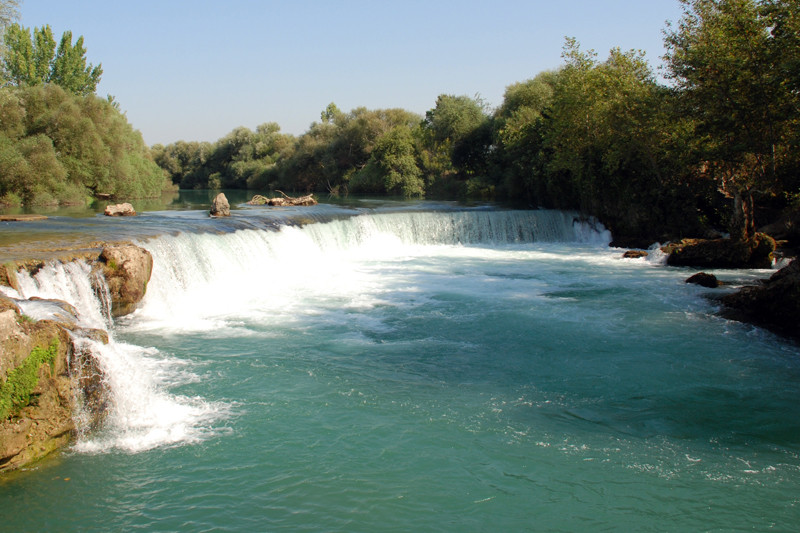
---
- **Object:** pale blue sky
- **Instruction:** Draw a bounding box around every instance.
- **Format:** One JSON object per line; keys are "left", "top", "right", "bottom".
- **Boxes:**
{"left": 20, "top": 1, "right": 684, "bottom": 146}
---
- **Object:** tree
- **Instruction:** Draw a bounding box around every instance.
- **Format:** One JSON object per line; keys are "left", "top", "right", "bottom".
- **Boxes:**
{"left": 664, "top": 0, "right": 798, "bottom": 241}
{"left": 0, "top": 0, "right": 19, "bottom": 34}
{"left": 2, "top": 23, "right": 102, "bottom": 95}
{"left": 351, "top": 125, "right": 423, "bottom": 197}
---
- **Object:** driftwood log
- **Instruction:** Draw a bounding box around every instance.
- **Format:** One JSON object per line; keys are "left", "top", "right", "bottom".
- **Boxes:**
{"left": 248, "top": 191, "right": 317, "bottom": 207}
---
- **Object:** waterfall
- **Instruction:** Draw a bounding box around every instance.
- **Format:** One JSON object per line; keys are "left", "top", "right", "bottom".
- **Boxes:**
{"left": 5, "top": 208, "right": 608, "bottom": 452}
{"left": 13, "top": 261, "right": 228, "bottom": 453}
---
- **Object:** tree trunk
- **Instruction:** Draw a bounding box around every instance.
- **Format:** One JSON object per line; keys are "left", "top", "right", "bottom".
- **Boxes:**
{"left": 730, "top": 189, "right": 755, "bottom": 242}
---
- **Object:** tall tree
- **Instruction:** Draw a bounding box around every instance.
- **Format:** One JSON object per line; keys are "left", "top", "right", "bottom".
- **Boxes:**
{"left": 664, "top": 0, "right": 797, "bottom": 241}
{"left": 0, "top": 0, "right": 19, "bottom": 33}
{"left": 2, "top": 23, "right": 102, "bottom": 95}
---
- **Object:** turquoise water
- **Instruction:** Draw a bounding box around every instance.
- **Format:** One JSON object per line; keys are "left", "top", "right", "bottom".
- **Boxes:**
{"left": 2, "top": 205, "right": 800, "bottom": 531}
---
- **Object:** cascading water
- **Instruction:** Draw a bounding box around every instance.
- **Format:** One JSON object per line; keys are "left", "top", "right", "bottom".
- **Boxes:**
{"left": 2, "top": 205, "right": 799, "bottom": 532}
{"left": 12, "top": 258, "right": 228, "bottom": 453}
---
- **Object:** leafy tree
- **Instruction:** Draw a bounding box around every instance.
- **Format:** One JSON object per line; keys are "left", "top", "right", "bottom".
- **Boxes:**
{"left": 664, "top": 0, "right": 798, "bottom": 241}
{"left": 2, "top": 23, "right": 102, "bottom": 95}
{"left": 0, "top": 84, "right": 169, "bottom": 206}
{"left": 351, "top": 125, "right": 423, "bottom": 196}
{"left": 419, "top": 94, "right": 491, "bottom": 194}
{"left": 0, "top": 0, "right": 18, "bottom": 29}
{"left": 493, "top": 72, "right": 558, "bottom": 201}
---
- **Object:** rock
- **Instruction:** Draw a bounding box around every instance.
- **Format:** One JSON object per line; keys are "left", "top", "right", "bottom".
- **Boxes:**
{"left": 104, "top": 203, "right": 136, "bottom": 216}
{"left": 97, "top": 244, "right": 153, "bottom": 317}
{"left": 685, "top": 272, "right": 720, "bottom": 288}
{"left": 0, "top": 308, "right": 109, "bottom": 473}
{"left": 721, "top": 259, "right": 800, "bottom": 338}
{"left": 210, "top": 193, "right": 230, "bottom": 217}
{"left": 622, "top": 250, "right": 649, "bottom": 259}
{"left": 663, "top": 233, "right": 775, "bottom": 269}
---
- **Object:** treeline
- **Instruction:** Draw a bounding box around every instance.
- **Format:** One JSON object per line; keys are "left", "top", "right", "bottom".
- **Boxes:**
{"left": 0, "top": 18, "right": 171, "bottom": 207}
{"left": 153, "top": 0, "right": 799, "bottom": 243}
{"left": 0, "top": 84, "right": 170, "bottom": 206}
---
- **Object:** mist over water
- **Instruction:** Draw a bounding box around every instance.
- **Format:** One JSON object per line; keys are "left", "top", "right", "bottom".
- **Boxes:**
{"left": 2, "top": 205, "right": 800, "bottom": 531}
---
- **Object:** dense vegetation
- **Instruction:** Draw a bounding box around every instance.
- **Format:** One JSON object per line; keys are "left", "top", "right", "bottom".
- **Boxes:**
{"left": 1, "top": 0, "right": 798, "bottom": 245}
{"left": 0, "top": 12, "right": 171, "bottom": 207}
{"left": 151, "top": 0, "right": 798, "bottom": 243}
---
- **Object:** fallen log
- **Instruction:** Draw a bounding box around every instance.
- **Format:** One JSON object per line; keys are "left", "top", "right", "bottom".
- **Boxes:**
{"left": 248, "top": 191, "right": 317, "bottom": 207}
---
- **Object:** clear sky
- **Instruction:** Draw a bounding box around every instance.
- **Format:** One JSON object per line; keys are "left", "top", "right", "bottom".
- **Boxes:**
{"left": 19, "top": 0, "right": 685, "bottom": 146}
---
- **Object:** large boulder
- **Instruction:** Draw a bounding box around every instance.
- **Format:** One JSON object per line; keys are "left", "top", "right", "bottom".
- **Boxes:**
{"left": 721, "top": 259, "right": 800, "bottom": 338}
{"left": 663, "top": 233, "right": 775, "bottom": 269}
{"left": 97, "top": 244, "right": 153, "bottom": 317}
{"left": 210, "top": 193, "right": 230, "bottom": 217}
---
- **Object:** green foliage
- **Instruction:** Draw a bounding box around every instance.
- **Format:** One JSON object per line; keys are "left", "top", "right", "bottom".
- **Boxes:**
{"left": 0, "top": 84, "right": 169, "bottom": 206}
{"left": 0, "top": 340, "right": 59, "bottom": 420}
{"left": 2, "top": 23, "right": 102, "bottom": 95}
{"left": 664, "top": 0, "right": 799, "bottom": 239}
{"left": 152, "top": 122, "right": 294, "bottom": 190}
{"left": 352, "top": 125, "right": 423, "bottom": 197}
{"left": 419, "top": 94, "right": 491, "bottom": 183}
{"left": 148, "top": 5, "right": 797, "bottom": 244}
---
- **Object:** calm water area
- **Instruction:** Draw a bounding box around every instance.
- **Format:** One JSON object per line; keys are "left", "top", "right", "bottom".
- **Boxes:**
{"left": 1, "top": 194, "right": 799, "bottom": 531}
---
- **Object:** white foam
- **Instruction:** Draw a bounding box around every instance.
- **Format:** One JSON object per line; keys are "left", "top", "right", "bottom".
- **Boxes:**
{"left": 13, "top": 260, "right": 229, "bottom": 453}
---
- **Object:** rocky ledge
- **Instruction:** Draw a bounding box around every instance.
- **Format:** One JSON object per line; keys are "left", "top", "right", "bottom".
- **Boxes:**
{"left": 0, "top": 243, "right": 152, "bottom": 473}
{"left": 662, "top": 233, "right": 776, "bottom": 269}
{"left": 720, "top": 259, "right": 800, "bottom": 340}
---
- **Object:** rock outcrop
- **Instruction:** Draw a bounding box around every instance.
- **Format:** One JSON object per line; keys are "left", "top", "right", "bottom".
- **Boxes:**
{"left": 663, "top": 233, "right": 775, "bottom": 269}
{"left": 1, "top": 242, "right": 153, "bottom": 472}
{"left": 210, "top": 193, "right": 231, "bottom": 217}
{"left": 721, "top": 259, "right": 800, "bottom": 339}
{"left": 0, "top": 295, "right": 108, "bottom": 472}
{"left": 685, "top": 272, "right": 721, "bottom": 288}
{"left": 96, "top": 244, "right": 154, "bottom": 317}
{"left": 104, "top": 203, "right": 136, "bottom": 216}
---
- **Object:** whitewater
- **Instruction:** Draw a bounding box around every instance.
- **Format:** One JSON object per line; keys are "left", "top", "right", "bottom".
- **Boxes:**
{"left": 2, "top": 203, "right": 799, "bottom": 531}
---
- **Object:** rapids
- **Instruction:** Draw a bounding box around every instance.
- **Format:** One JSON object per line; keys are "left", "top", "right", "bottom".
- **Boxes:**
{"left": 2, "top": 203, "right": 799, "bottom": 531}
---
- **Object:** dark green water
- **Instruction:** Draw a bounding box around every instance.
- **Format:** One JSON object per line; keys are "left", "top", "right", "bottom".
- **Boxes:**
{"left": 2, "top": 205, "right": 799, "bottom": 531}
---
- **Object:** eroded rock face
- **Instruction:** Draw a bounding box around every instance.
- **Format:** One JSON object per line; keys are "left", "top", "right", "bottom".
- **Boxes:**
{"left": 0, "top": 297, "right": 108, "bottom": 473}
{"left": 721, "top": 259, "right": 800, "bottom": 338}
{"left": 210, "top": 193, "right": 230, "bottom": 217}
{"left": 0, "top": 243, "right": 153, "bottom": 473}
{"left": 104, "top": 203, "right": 136, "bottom": 216}
{"left": 97, "top": 244, "right": 153, "bottom": 317}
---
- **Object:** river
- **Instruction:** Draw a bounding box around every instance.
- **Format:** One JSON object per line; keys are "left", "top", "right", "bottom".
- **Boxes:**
{"left": 1, "top": 196, "right": 799, "bottom": 531}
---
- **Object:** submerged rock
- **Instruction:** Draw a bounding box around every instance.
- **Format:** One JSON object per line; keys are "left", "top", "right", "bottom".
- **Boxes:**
{"left": 622, "top": 250, "right": 649, "bottom": 259}
{"left": 104, "top": 203, "right": 136, "bottom": 216}
{"left": 721, "top": 259, "right": 800, "bottom": 339}
{"left": 210, "top": 193, "right": 231, "bottom": 217}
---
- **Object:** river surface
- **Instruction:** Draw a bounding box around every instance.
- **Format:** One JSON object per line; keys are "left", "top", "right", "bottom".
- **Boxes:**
{"left": 1, "top": 196, "right": 799, "bottom": 531}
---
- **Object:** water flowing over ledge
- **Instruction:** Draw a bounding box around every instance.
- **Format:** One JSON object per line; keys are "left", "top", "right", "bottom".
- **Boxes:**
{"left": 4, "top": 205, "right": 799, "bottom": 532}
{"left": 5, "top": 208, "right": 609, "bottom": 454}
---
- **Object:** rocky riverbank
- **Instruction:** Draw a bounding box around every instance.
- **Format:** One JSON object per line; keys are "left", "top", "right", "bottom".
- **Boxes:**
{"left": 0, "top": 243, "right": 152, "bottom": 473}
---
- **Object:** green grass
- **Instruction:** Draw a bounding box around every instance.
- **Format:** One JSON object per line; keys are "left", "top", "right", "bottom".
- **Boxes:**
{"left": 0, "top": 340, "right": 59, "bottom": 420}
